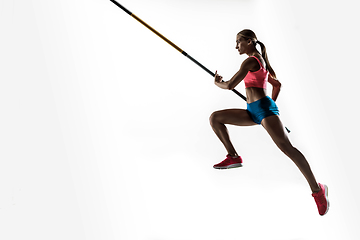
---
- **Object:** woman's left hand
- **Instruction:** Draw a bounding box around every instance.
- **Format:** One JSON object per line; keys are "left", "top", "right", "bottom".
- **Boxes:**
{"left": 214, "top": 70, "right": 223, "bottom": 83}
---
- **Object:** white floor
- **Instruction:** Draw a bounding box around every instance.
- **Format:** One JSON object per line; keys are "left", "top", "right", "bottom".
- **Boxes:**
{"left": 1, "top": 0, "right": 359, "bottom": 239}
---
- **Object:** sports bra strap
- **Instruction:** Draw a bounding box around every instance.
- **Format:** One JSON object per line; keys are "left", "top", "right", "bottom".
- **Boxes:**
{"left": 249, "top": 56, "right": 264, "bottom": 69}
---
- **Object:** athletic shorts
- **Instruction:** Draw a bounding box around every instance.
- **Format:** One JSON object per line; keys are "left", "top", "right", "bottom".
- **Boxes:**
{"left": 246, "top": 96, "right": 279, "bottom": 124}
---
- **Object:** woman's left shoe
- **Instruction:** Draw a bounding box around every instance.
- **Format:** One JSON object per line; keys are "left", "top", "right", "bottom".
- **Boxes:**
{"left": 213, "top": 154, "right": 243, "bottom": 169}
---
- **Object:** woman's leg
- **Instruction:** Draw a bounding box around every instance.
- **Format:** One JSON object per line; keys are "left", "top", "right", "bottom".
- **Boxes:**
{"left": 261, "top": 115, "right": 320, "bottom": 193}
{"left": 210, "top": 109, "right": 257, "bottom": 157}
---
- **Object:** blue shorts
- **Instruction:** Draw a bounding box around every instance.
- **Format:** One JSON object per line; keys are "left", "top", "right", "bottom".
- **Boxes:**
{"left": 247, "top": 96, "right": 279, "bottom": 124}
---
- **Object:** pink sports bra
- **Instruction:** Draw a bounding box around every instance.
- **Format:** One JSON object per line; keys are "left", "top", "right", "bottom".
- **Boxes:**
{"left": 243, "top": 56, "right": 268, "bottom": 89}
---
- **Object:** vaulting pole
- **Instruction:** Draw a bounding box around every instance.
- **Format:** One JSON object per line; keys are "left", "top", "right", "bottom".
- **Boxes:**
{"left": 109, "top": 0, "right": 247, "bottom": 101}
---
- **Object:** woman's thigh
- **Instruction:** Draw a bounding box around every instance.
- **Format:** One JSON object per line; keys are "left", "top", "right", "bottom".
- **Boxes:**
{"left": 210, "top": 109, "right": 258, "bottom": 126}
{"left": 261, "top": 115, "right": 292, "bottom": 150}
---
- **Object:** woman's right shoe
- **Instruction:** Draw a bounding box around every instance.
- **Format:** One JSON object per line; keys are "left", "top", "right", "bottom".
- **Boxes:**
{"left": 312, "top": 183, "right": 330, "bottom": 216}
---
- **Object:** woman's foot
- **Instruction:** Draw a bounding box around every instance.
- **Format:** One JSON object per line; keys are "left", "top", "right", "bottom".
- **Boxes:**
{"left": 213, "top": 154, "right": 243, "bottom": 169}
{"left": 312, "top": 183, "right": 330, "bottom": 216}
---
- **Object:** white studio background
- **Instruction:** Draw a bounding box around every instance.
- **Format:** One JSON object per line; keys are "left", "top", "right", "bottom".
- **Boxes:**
{"left": 1, "top": 0, "right": 359, "bottom": 240}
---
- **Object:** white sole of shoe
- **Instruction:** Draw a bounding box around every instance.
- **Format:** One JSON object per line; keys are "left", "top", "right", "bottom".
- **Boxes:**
{"left": 214, "top": 163, "right": 242, "bottom": 169}
{"left": 322, "top": 184, "right": 330, "bottom": 216}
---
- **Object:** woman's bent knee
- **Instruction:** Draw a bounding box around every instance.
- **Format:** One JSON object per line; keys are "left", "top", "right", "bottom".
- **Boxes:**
{"left": 209, "top": 111, "right": 220, "bottom": 126}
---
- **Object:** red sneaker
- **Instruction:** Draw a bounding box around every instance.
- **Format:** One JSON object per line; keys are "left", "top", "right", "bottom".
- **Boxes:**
{"left": 213, "top": 154, "right": 243, "bottom": 169}
{"left": 312, "top": 183, "right": 329, "bottom": 216}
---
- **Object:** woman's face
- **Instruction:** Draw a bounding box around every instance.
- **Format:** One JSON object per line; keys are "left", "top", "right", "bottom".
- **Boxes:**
{"left": 235, "top": 35, "right": 248, "bottom": 55}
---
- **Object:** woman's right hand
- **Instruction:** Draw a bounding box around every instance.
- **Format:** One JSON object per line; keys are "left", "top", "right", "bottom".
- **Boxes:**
{"left": 214, "top": 70, "right": 223, "bottom": 83}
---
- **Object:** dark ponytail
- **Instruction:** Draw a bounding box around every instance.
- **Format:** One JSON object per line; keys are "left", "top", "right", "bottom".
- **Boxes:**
{"left": 256, "top": 41, "right": 276, "bottom": 79}
{"left": 238, "top": 29, "right": 277, "bottom": 79}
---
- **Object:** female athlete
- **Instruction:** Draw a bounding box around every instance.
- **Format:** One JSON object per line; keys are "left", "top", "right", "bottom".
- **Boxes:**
{"left": 210, "top": 29, "right": 329, "bottom": 216}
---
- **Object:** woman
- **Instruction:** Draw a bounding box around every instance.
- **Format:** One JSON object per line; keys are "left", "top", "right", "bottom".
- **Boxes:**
{"left": 210, "top": 29, "right": 329, "bottom": 216}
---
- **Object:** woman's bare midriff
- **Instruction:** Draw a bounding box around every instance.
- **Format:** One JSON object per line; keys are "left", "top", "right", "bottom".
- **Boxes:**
{"left": 246, "top": 87, "right": 267, "bottom": 103}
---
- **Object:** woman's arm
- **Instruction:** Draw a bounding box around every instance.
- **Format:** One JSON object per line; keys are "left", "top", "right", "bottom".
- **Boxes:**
{"left": 214, "top": 57, "right": 257, "bottom": 90}
{"left": 268, "top": 75, "right": 281, "bottom": 101}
